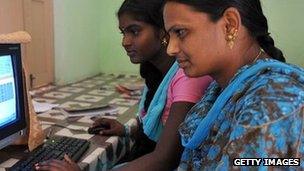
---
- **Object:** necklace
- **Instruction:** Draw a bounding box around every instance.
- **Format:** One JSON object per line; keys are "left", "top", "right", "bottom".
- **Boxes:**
{"left": 252, "top": 49, "right": 263, "bottom": 63}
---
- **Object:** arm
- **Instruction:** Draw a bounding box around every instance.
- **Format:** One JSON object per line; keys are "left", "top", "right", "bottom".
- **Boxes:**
{"left": 91, "top": 117, "right": 141, "bottom": 136}
{"left": 220, "top": 105, "right": 304, "bottom": 170}
{"left": 114, "top": 101, "right": 194, "bottom": 171}
{"left": 114, "top": 72, "right": 212, "bottom": 170}
{"left": 219, "top": 75, "right": 304, "bottom": 170}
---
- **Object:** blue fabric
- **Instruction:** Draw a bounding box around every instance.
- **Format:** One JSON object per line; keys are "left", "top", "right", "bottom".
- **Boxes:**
{"left": 138, "top": 61, "right": 179, "bottom": 141}
{"left": 182, "top": 59, "right": 304, "bottom": 149}
{"left": 178, "top": 59, "right": 304, "bottom": 170}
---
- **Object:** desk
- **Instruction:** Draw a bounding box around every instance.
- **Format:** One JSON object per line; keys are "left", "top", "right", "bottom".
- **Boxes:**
{"left": 0, "top": 73, "right": 142, "bottom": 171}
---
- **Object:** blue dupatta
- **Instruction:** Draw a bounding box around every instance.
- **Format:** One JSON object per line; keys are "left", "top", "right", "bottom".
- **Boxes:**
{"left": 138, "top": 61, "right": 179, "bottom": 141}
{"left": 182, "top": 60, "right": 304, "bottom": 149}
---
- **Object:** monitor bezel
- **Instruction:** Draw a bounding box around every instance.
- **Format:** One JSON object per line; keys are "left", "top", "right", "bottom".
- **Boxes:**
{"left": 0, "top": 44, "right": 26, "bottom": 141}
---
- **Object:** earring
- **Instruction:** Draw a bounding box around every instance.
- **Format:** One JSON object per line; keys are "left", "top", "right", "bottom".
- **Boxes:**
{"left": 226, "top": 29, "right": 238, "bottom": 49}
{"left": 161, "top": 38, "right": 168, "bottom": 46}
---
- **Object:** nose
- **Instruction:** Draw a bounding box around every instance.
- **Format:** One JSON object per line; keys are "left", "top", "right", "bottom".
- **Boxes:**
{"left": 122, "top": 35, "right": 132, "bottom": 48}
{"left": 166, "top": 38, "right": 180, "bottom": 57}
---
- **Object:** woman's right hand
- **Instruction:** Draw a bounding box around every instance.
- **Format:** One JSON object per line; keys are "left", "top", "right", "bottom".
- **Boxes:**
{"left": 35, "top": 155, "right": 80, "bottom": 171}
{"left": 92, "top": 118, "right": 125, "bottom": 136}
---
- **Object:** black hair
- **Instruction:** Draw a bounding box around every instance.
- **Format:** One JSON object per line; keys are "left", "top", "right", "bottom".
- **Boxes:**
{"left": 165, "top": 0, "right": 285, "bottom": 62}
{"left": 139, "top": 62, "right": 163, "bottom": 112}
{"left": 118, "top": 0, "right": 164, "bottom": 29}
{"left": 118, "top": 0, "right": 165, "bottom": 112}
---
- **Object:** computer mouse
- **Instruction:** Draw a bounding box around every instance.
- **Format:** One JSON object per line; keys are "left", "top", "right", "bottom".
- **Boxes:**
{"left": 87, "top": 126, "right": 107, "bottom": 134}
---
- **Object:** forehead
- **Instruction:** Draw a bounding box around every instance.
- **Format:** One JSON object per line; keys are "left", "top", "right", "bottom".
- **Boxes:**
{"left": 163, "top": 2, "right": 211, "bottom": 31}
{"left": 119, "top": 13, "right": 143, "bottom": 27}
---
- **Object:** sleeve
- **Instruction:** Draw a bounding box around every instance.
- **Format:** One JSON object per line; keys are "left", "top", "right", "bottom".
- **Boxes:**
{"left": 221, "top": 73, "right": 304, "bottom": 169}
{"left": 170, "top": 69, "right": 213, "bottom": 103}
{"left": 223, "top": 107, "right": 304, "bottom": 169}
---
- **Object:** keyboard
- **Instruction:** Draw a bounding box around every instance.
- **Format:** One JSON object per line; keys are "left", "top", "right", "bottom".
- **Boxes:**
{"left": 10, "top": 136, "right": 90, "bottom": 171}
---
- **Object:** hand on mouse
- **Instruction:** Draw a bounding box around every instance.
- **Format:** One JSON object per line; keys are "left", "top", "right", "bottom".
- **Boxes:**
{"left": 92, "top": 118, "right": 125, "bottom": 136}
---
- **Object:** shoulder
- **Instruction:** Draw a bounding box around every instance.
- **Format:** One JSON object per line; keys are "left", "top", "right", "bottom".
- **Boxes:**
{"left": 227, "top": 63, "right": 304, "bottom": 155}
{"left": 170, "top": 68, "right": 213, "bottom": 88}
{"left": 235, "top": 63, "right": 304, "bottom": 127}
{"left": 167, "top": 68, "right": 213, "bottom": 103}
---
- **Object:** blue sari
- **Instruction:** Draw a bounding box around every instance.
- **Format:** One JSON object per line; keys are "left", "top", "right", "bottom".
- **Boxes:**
{"left": 178, "top": 59, "right": 304, "bottom": 170}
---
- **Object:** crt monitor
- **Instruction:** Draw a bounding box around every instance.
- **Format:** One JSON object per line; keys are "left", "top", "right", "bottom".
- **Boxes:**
{"left": 0, "top": 44, "right": 26, "bottom": 150}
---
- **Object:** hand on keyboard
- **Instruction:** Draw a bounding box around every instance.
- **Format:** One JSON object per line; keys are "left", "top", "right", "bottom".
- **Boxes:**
{"left": 35, "top": 154, "right": 81, "bottom": 171}
{"left": 10, "top": 136, "right": 90, "bottom": 171}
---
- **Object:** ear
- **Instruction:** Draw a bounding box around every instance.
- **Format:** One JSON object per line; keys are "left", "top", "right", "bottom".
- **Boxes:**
{"left": 222, "top": 7, "right": 241, "bottom": 35}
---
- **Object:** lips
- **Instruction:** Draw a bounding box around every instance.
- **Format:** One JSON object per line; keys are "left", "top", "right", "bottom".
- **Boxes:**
{"left": 177, "top": 59, "right": 189, "bottom": 68}
{"left": 126, "top": 49, "right": 136, "bottom": 57}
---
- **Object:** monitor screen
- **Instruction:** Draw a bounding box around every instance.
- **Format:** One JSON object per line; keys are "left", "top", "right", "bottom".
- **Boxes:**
{"left": 0, "top": 44, "right": 26, "bottom": 150}
{"left": 0, "top": 55, "right": 17, "bottom": 128}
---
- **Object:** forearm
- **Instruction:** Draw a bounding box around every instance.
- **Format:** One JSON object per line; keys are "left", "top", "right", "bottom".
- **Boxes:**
{"left": 114, "top": 102, "right": 193, "bottom": 171}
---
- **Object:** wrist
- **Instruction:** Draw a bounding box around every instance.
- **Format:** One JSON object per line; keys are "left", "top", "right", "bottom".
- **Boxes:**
{"left": 124, "top": 124, "right": 131, "bottom": 137}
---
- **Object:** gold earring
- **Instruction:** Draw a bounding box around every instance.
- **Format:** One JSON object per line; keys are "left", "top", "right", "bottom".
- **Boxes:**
{"left": 226, "top": 29, "right": 238, "bottom": 49}
{"left": 161, "top": 38, "right": 168, "bottom": 46}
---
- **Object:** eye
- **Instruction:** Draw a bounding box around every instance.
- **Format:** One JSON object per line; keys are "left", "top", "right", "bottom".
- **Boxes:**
{"left": 130, "top": 29, "right": 140, "bottom": 36}
{"left": 175, "top": 29, "right": 187, "bottom": 38}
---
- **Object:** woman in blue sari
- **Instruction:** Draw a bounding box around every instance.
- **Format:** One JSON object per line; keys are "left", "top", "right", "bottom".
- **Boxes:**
{"left": 163, "top": 0, "right": 304, "bottom": 170}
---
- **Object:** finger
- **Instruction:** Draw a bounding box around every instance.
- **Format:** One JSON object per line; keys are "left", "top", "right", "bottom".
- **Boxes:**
{"left": 35, "top": 164, "right": 56, "bottom": 171}
{"left": 35, "top": 160, "right": 63, "bottom": 171}
{"left": 39, "top": 159, "right": 63, "bottom": 165}
{"left": 63, "top": 154, "right": 74, "bottom": 165}
{"left": 115, "top": 85, "right": 129, "bottom": 94}
{"left": 92, "top": 118, "right": 111, "bottom": 127}
{"left": 36, "top": 160, "right": 71, "bottom": 171}
{"left": 36, "top": 164, "right": 69, "bottom": 171}
{"left": 92, "top": 118, "right": 103, "bottom": 127}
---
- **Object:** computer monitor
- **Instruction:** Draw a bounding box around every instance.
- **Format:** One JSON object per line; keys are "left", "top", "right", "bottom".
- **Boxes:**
{"left": 0, "top": 44, "right": 26, "bottom": 150}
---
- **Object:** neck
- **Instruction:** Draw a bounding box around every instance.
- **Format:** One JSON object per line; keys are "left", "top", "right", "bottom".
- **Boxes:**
{"left": 214, "top": 42, "right": 263, "bottom": 88}
{"left": 149, "top": 48, "right": 175, "bottom": 75}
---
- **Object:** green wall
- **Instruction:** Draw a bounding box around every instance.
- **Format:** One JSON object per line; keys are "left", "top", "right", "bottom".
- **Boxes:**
{"left": 262, "top": 0, "right": 304, "bottom": 67}
{"left": 53, "top": 0, "right": 303, "bottom": 84}
{"left": 53, "top": 0, "right": 137, "bottom": 85}
{"left": 98, "top": 0, "right": 139, "bottom": 75}
{"left": 53, "top": 0, "right": 104, "bottom": 85}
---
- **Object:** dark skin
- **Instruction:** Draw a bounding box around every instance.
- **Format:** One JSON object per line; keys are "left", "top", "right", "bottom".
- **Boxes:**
{"left": 35, "top": 155, "right": 80, "bottom": 171}
{"left": 163, "top": 2, "right": 267, "bottom": 88}
{"left": 113, "top": 102, "right": 193, "bottom": 171}
{"left": 35, "top": 13, "right": 192, "bottom": 171}
{"left": 119, "top": 13, "right": 174, "bottom": 72}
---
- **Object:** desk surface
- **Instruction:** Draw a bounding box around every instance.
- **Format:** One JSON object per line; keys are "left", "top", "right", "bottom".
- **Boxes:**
{"left": 0, "top": 73, "right": 142, "bottom": 171}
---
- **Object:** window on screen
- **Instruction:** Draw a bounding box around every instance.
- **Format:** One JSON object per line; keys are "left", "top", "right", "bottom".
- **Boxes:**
{"left": 0, "top": 55, "right": 17, "bottom": 127}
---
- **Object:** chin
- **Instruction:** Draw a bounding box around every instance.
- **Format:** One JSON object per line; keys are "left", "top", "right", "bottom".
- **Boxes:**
{"left": 130, "top": 60, "right": 141, "bottom": 64}
{"left": 183, "top": 68, "right": 203, "bottom": 78}
{"left": 129, "top": 57, "right": 142, "bottom": 64}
